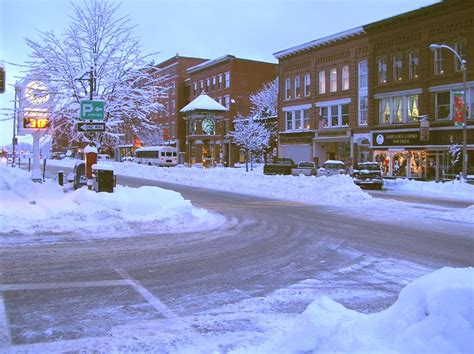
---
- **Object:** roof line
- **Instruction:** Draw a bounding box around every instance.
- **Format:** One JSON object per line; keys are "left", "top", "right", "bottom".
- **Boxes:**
{"left": 273, "top": 26, "right": 365, "bottom": 59}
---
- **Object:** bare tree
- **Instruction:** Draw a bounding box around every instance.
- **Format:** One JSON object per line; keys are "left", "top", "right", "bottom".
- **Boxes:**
{"left": 230, "top": 114, "right": 271, "bottom": 172}
{"left": 24, "top": 0, "right": 167, "bottom": 150}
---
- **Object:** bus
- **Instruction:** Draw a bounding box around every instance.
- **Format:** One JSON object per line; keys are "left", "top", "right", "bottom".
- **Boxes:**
{"left": 134, "top": 146, "right": 178, "bottom": 167}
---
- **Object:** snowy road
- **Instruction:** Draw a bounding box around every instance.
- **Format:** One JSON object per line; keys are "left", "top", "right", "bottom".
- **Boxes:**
{"left": 2, "top": 172, "right": 473, "bottom": 351}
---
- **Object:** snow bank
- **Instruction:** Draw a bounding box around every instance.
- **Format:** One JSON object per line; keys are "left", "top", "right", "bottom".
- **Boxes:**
{"left": 281, "top": 267, "right": 474, "bottom": 354}
{"left": 54, "top": 160, "right": 371, "bottom": 206}
{"left": 385, "top": 178, "right": 474, "bottom": 201}
{"left": 0, "top": 164, "right": 224, "bottom": 240}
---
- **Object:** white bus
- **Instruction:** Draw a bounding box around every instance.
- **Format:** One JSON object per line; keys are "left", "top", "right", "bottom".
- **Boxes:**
{"left": 134, "top": 146, "right": 178, "bottom": 167}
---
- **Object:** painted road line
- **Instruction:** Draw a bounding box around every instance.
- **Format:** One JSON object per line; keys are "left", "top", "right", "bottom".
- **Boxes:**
{"left": 0, "top": 279, "right": 130, "bottom": 291}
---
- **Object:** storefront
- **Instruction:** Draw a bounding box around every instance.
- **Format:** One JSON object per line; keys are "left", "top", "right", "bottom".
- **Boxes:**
{"left": 279, "top": 131, "right": 314, "bottom": 164}
{"left": 371, "top": 127, "right": 474, "bottom": 180}
{"left": 313, "top": 129, "right": 352, "bottom": 167}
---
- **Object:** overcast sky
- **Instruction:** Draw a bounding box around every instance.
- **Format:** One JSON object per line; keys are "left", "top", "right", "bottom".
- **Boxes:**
{"left": 0, "top": 0, "right": 438, "bottom": 147}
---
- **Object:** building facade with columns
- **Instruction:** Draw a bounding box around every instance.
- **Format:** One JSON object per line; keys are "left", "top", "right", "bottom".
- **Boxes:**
{"left": 274, "top": 0, "right": 474, "bottom": 180}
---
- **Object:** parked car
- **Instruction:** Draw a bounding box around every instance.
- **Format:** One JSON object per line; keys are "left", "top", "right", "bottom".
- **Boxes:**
{"left": 352, "top": 162, "right": 384, "bottom": 189}
{"left": 291, "top": 161, "right": 317, "bottom": 176}
{"left": 51, "top": 152, "right": 65, "bottom": 160}
{"left": 263, "top": 158, "right": 295, "bottom": 175}
{"left": 317, "top": 160, "right": 346, "bottom": 177}
{"left": 97, "top": 154, "right": 111, "bottom": 161}
{"left": 121, "top": 156, "right": 135, "bottom": 162}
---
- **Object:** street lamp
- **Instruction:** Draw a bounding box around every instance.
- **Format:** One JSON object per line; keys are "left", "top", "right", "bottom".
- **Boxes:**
{"left": 429, "top": 43, "right": 468, "bottom": 180}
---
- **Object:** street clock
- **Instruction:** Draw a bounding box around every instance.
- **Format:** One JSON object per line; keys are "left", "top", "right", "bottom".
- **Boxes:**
{"left": 25, "top": 80, "right": 50, "bottom": 105}
{"left": 202, "top": 118, "right": 215, "bottom": 135}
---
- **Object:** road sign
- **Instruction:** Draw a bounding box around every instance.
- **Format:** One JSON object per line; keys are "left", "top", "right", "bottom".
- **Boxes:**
{"left": 80, "top": 100, "right": 105, "bottom": 120}
{"left": 77, "top": 122, "right": 106, "bottom": 132}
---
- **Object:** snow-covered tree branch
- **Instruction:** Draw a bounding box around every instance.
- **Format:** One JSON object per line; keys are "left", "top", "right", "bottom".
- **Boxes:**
{"left": 230, "top": 114, "right": 271, "bottom": 172}
{"left": 24, "top": 0, "right": 167, "bottom": 149}
{"left": 249, "top": 79, "right": 278, "bottom": 118}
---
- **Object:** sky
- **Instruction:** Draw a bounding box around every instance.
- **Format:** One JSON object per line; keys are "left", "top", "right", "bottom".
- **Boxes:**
{"left": 0, "top": 0, "right": 439, "bottom": 147}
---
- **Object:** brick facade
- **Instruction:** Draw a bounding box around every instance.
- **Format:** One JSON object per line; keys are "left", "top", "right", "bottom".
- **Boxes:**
{"left": 274, "top": 0, "right": 474, "bottom": 180}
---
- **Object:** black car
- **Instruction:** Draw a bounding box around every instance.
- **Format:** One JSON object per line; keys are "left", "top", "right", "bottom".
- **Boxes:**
{"left": 263, "top": 158, "right": 295, "bottom": 175}
{"left": 352, "top": 162, "right": 383, "bottom": 189}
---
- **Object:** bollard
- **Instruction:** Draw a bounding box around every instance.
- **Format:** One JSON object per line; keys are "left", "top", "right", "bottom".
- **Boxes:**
{"left": 58, "top": 170, "right": 64, "bottom": 186}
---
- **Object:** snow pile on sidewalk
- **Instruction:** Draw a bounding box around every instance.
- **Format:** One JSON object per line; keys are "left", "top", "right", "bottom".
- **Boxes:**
{"left": 385, "top": 178, "right": 474, "bottom": 201}
{"left": 277, "top": 267, "right": 474, "bottom": 354}
{"left": 60, "top": 160, "right": 371, "bottom": 205}
{"left": 0, "top": 165, "right": 224, "bottom": 239}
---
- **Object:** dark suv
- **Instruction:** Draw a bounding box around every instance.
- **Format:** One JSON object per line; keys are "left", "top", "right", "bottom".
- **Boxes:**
{"left": 352, "top": 162, "right": 383, "bottom": 189}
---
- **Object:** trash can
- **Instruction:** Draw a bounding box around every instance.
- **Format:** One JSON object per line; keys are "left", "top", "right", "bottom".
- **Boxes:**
{"left": 92, "top": 163, "right": 114, "bottom": 193}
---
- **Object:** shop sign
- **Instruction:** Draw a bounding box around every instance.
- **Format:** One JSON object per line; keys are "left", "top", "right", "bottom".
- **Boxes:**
{"left": 419, "top": 118, "right": 430, "bottom": 142}
{"left": 453, "top": 91, "right": 465, "bottom": 127}
{"left": 372, "top": 131, "right": 420, "bottom": 147}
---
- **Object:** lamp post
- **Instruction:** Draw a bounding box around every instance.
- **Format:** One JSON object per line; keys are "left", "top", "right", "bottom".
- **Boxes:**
{"left": 429, "top": 43, "right": 468, "bottom": 180}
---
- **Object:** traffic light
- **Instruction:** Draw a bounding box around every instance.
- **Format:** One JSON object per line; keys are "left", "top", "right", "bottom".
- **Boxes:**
{"left": 0, "top": 67, "right": 5, "bottom": 94}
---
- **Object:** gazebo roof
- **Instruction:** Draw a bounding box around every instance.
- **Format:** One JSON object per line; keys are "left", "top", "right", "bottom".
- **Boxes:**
{"left": 180, "top": 92, "right": 228, "bottom": 113}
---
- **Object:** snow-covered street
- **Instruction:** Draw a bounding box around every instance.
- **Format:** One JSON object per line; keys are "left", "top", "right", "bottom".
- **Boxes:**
{"left": 1, "top": 161, "right": 473, "bottom": 353}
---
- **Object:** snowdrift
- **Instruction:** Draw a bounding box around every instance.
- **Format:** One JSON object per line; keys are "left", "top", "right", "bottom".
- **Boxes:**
{"left": 283, "top": 267, "right": 474, "bottom": 353}
{"left": 0, "top": 164, "right": 223, "bottom": 238}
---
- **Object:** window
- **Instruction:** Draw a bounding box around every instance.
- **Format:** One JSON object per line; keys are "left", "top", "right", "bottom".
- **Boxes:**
{"left": 342, "top": 65, "right": 349, "bottom": 90}
{"left": 378, "top": 57, "right": 387, "bottom": 84}
{"left": 206, "top": 78, "right": 210, "bottom": 92}
{"left": 224, "top": 95, "right": 230, "bottom": 109}
{"left": 407, "top": 95, "right": 419, "bottom": 121}
{"left": 224, "top": 72, "right": 231, "bottom": 88}
{"left": 454, "top": 39, "right": 466, "bottom": 72}
{"left": 408, "top": 50, "right": 419, "bottom": 79}
{"left": 303, "top": 109, "right": 310, "bottom": 128}
{"left": 285, "top": 111, "right": 293, "bottom": 130}
{"left": 358, "top": 61, "right": 368, "bottom": 89}
{"left": 295, "top": 110, "right": 302, "bottom": 128}
{"left": 330, "top": 68, "right": 337, "bottom": 92}
{"left": 320, "top": 106, "right": 328, "bottom": 127}
{"left": 283, "top": 107, "right": 311, "bottom": 131}
{"left": 294, "top": 76, "right": 301, "bottom": 98}
{"left": 435, "top": 92, "right": 451, "bottom": 119}
{"left": 379, "top": 98, "right": 391, "bottom": 124}
{"left": 318, "top": 71, "right": 326, "bottom": 94}
{"left": 193, "top": 82, "right": 198, "bottom": 95}
{"left": 359, "top": 96, "right": 368, "bottom": 126}
{"left": 318, "top": 104, "right": 349, "bottom": 128}
{"left": 171, "top": 100, "right": 175, "bottom": 115}
{"left": 218, "top": 74, "right": 223, "bottom": 90}
{"left": 212, "top": 77, "right": 216, "bottom": 91}
{"left": 217, "top": 96, "right": 222, "bottom": 105}
{"left": 285, "top": 78, "right": 291, "bottom": 100}
{"left": 304, "top": 73, "right": 311, "bottom": 96}
{"left": 200, "top": 80, "right": 204, "bottom": 92}
{"left": 171, "top": 82, "right": 176, "bottom": 95}
{"left": 434, "top": 48, "right": 444, "bottom": 75}
{"left": 392, "top": 97, "right": 403, "bottom": 123}
{"left": 393, "top": 54, "right": 403, "bottom": 81}
{"left": 378, "top": 94, "right": 420, "bottom": 124}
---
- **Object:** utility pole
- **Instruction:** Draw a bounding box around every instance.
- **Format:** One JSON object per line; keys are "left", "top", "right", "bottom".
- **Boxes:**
{"left": 76, "top": 66, "right": 96, "bottom": 145}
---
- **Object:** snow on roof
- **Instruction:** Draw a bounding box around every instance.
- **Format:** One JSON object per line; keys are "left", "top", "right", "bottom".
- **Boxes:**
{"left": 92, "top": 162, "right": 114, "bottom": 171}
{"left": 187, "top": 55, "right": 235, "bottom": 74}
{"left": 83, "top": 145, "right": 98, "bottom": 154}
{"left": 273, "top": 27, "right": 365, "bottom": 59}
{"left": 323, "top": 160, "right": 345, "bottom": 165}
{"left": 180, "top": 93, "right": 228, "bottom": 113}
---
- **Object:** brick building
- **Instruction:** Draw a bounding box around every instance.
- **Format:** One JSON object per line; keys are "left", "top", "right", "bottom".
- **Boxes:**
{"left": 184, "top": 55, "right": 277, "bottom": 166}
{"left": 274, "top": 0, "right": 474, "bottom": 180}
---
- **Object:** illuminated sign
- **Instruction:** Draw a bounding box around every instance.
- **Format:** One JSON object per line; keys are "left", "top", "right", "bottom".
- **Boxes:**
{"left": 20, "top": 108, "right": 50, "bottom": 132}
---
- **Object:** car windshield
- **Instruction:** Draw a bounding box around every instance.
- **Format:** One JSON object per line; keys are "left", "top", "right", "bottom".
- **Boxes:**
{"left": 324, "top": 163, "right": 344, "bottom": 169}
{"left": 356, "top": 163, "right": 380, "bottom": 171}
{"left": 299, "top": 162, "right": 314, "bottom": 168}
